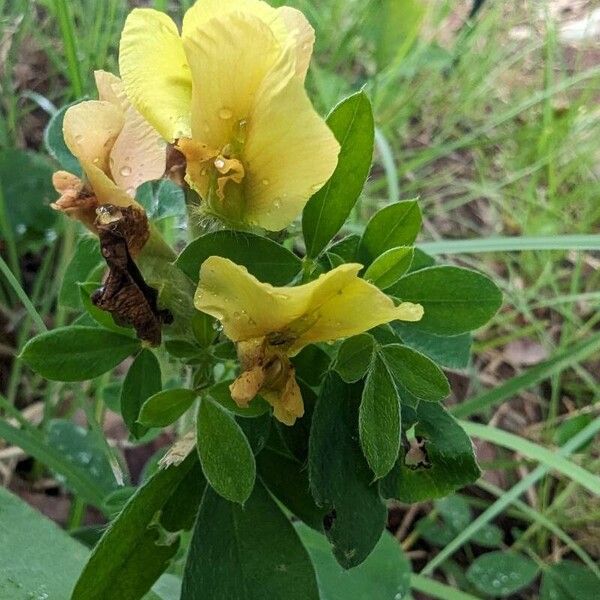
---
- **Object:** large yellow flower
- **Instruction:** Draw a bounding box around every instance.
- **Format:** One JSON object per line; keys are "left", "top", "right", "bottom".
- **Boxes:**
{"left": 195, "top": 257, "right": 423, "bottom": 425}
{"left": 52, "top": 70, "right": 166, "bottom": 233}
{"left": 119, "top": 0, "right": 340, "bottom": 231}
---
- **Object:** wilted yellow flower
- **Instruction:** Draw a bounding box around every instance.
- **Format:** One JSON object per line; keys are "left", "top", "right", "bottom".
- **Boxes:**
{"left": 195, "top": 257, "right": 424, "bottom": 424}
{"left": 52, "top": 70, "right": 166, "bottom": 231}
{"left": 119, "top": 0, "right": 340, "bottom": 231}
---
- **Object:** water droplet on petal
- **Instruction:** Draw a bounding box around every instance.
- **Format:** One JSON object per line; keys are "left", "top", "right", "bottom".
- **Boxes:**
{"left": 219, "top": 107, "right": 233, "bottom": 120}
{"left": 74, "top": 134, "right": 84, "bottom": 143}
{"left": 92, "top": 157, "right": 100, "bottom": 165}
{"left": 262, "top": 178, "right": 269, "bottom": 186}
{"left": 214, "top": 158, "right": 226, "bottom": 170}
{"left": 120, "top": 165, "right": 132, "bottom": 177}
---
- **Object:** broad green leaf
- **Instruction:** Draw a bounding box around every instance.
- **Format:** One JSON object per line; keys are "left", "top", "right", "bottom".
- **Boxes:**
{"left": 380, "top": 343, "right": 450, "bottom": 401}
{"left": 208, "top": 380, "right": 270, "bottom": 417}
{"left": 292, "top": 344, "right": 332, "bottom": 387}
{"left": 237, "top": 411, "right": 272, "bottom": 455}
{"left": 410, "top": 247, "right": 436, "bottom": 271}
{"left": 359, "top": 356, "right": 400, "bottom": 478}
{"left": 181, "top": 482, "right": 319, "bottom": 600}
{"left": 0, "top": 486, "right": 87, "bottom": 599}
{"left": 303, "top": 92, "right": 374, "bottom": 257}
{"left": 471, "top": 524, "right": 504, "bottom": 548}
{"left": 466, "top": 552, "right": 539, "bottom": 598}
{"left": 121, "top": 349, "right": 162, "bottom": 439}
{"left": 335, "top": 333, "right": 374, "bottom": 383}
{"left": 436, "top": 495, "right": 472, "bottom": 532}
{"left": 258, "top": 447, "right": 327, "bottom": 532}
{"left": 176, "top": 230, "right": 301, "bottom": 284}
{"left": 393, "top": 324, "right": 472, "bottom": 369}
{"left": 46, "top": 419, "right": 120, "bottom": 497}
{"left": 20, "top": 326, "right": 140, "bottom": 381}
{"left": 309, "top": 374, "right": 386, "bottom": 568}
{"left": 43, "top": 101, "right": 82, "bottom": 174}
{"left": 191, "top": 310, "right": 217, "bottom": 347}
{"left": 79, "top": 282, "right": 135, "bottom": 335}
{"left": 197, "top": 397, "right": 256, "bottom": 503}
{"left": 540, "top": 560, "right": 600, "bottom": 600}
{"left": 160, "top": 459, "right": 206, "bottom": 533}
{"left": 0, "top": 149, "right": 57, "bottom": 249}
{"left": 358, "top": 200, "right": 421, "bottom": 264}
{"left": 72, "top": 454, "right": 197, "bottom": 600}
{"left": 381, "top": 402, "right": 480, "bottom": 503}
{"left": 154, "top": 179, "right": 186, "bottom": 220}
{"left": 364, "top": 246, "right": 414, "bottom": 289}
{"left": 389, "top": 266, "right": 502, "bottom": 335}
{"left": 326, "top": 234, "right": 361, "bottom": 262}
{"left": 59, "top": 236, "right": 103, "bottom": 309}
{"left": 297, "top": 524, "right": 412, "bottom": 600}
{"left": 138, "top": 388, "right": 197, "bottom": 427}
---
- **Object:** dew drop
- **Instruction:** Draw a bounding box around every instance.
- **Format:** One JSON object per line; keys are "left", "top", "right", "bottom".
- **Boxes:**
{"left": 74, "top": 134, "right": 84, "bottom": 143}
{"left": 214, "top": 158, "right": 226, "bottom": 170}
{"left": 262, "top": 178, "right": 270, "bottom": 186}
{"left": 120, "top": 165, "right": 132, "bottom": 177}
{"left": 219, "top": 107, "right": 233, "bottom": 120}
{"left": 273, "top": 198, "right": 281, "bottom": 209}
{"left": 92, "top": 157, "right": 100, "bottom": 165}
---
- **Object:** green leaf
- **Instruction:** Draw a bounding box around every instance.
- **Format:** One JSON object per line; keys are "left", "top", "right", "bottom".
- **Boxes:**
{"left": 466, "top": 551, "right": 539, "bottom": 598}
{"left": 196, "top": 397, "right": 256, "bottom": 503}
{"left": 381, "top": 402, "right": 480, "bottom": 503}
{"left": 326, "top": 234, "right": 361, "bottom": 261}
{"left": 258, "top": 447, "right": 327, "bottom": 532}
{"left": 43, "top": 101, "right": 82, "bottom": 174}
{"left": 154, "top": 179, "right": 186, "bottom": 220}
{"left": 303, "top": 92, "right": 374, "bottom": 257}
{"left": 138, "top": 388, "right": 197, "bottom": 428}
{"left": 72, "top": 455, "right": 196, "bottom": 600}
{"left": 359, "top": 356, "right": 400, "bottom": 478}
{"left": 0, "top": 486, "right": 87, "bottom": 599}
{"left": 335, "top": 333, "right": 374, "bottom": 383}
{"left": 176, "top": 230, "right": 301, "bottom": 284}
{"left": 292, "top": 344, "right": 332, "bottom": 387}
{"left": 540, "top": 561, "right": 600, "bottom": 600}
{"left": 181, "top": 482, "right": 319, "bottom": 600}
{"left": 20, "top": 326, "right": 140, "bottom": 381}
{"left": 121, "top": 349, "right": 162, "bottom": 439}
{"left": 46, "top": 419, "right": 120, "bottom": 497}
{"left": 436, "top": 495, "right": 472, "bottom": 531}
{"left": 393, "top": 324, "right": 472, "bottom": 369}
{"left": 309, "top": 374, "right": 386, "bottom": 568}
{"left": 0, "top": 149, "right": 57, "bottom": 249}
{"left": 0, "top": 419, "right": 107, "bottom": 510}
{"left": 208, "top": 380, "right": 270, "bottom": 417}
{"left": 471, "top": 524, "right": 504, "bottom": 548}
{"left": 297, "top": 524, "right": 412, "bottom": 600}
{"left": 358, "top": 200, "right": 421, "bottom": 264}
{"left": 236, "top": 411, "right": 272, "bottom": 455}
{"left": 59, "top": 236, "right": 103, "bottom": 309}
{"left": 380, "top": 343, "right": 450, "bottom": 401}
{"left": 79, "top": 282, "right": 135, "bottom": 335}
{"left": 364, "top": 246, "right": 414, "bottom": 289}
{"left": 389, "top": 266, "right": 502, "bottom": 335}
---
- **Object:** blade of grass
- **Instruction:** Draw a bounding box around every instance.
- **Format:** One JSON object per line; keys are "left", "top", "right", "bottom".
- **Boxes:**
{"left": 374, "top": 127, "right": 400, "bottom": 204}
{"left": 477, "top": 479, "right": 600, "bottom": 576}
{"left": 418, "top": 234, "right": 600, "bottom": 255}
{"left": 452, "top": 332, "right": 600, "bottom": 418}
{"left": 0, "top": 181, "right": 21, "bottom": 289}
{"left": 54, "top": 0, "right": 84, "bottom": 97}
{"left": 0, "top": 418, "right": 107, "bottom": 510}
{"left": 411, "top": 574, "right": 480, "bottom": 600}
{"left": 420, "top": 416, "right": 600, "bottom": 576}
{"left": 0, "top": 255, "right": 47, "bottom": 333}
{"left": 462, "top": 421, "right": 600, "bottom": 496}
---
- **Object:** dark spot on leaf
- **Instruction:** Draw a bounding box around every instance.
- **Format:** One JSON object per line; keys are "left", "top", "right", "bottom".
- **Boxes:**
{"left": 323, "top": 508, "right": 337, "bottom": 531}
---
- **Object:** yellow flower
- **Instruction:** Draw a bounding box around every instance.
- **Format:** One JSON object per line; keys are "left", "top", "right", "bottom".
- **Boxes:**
{"left": 195, "top": 257, "right": 423, "bottom": 425}
{"left": 119, "top": 0, "right": 340, "bottom": 231}
{"left": 52, "top": 70, "right": 166, "bottom": 232}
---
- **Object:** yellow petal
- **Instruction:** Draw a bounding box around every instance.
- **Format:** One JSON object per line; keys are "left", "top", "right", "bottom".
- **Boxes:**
{"left": 119, "top": 8, "right": 192, "bottom": 142}
{"left": 182, "top": 11, "right": 284, "bottom": 151}
{"left": 194, "top": 257, "right": 423, "bottom": 353}
{"left": 262, "top": 369, "right": 304, "bottom": 426}
{"left": 94, "top": 70, "right": 123, "bottom": 107}
{"left": 94, "top": 70, "right": 167, "bottom": 194}
{"left": 277, "top": 6, "right": 315, "bottom": 79}
{"left": 242, "top": 74, "right": 340, "bottom": 230}
{"left": 63, "top": 100, "right": 123, "bottom": 177}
